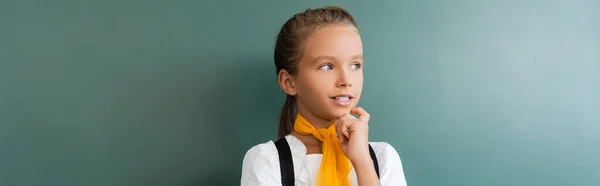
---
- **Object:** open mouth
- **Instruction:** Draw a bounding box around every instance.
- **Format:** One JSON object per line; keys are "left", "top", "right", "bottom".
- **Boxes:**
{"left": 330, "top": 95, "right": 354, "bottom": 106}
{"left": 330, "top": 95, "right": 354, "bottom": 101}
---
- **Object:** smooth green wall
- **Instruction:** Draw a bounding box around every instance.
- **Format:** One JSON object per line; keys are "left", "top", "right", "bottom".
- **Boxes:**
{"left": 1, "top": 0, "right": 599, "bottom": 185}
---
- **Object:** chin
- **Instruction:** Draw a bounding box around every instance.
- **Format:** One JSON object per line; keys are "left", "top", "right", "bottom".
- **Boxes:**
{"left": 326, "top": 108, "right": 353, "bottom": 120}
{"left": 318, "top": 101, "right": 357, "bottom": 120}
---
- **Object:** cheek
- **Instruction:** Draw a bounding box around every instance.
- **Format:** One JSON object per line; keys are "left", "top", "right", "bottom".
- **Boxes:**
{"left": 297, "top": 75, "right": 335, "bottom": 98}
{"left": 303, "top": 71, "right": 330, "bottom": 84}
{"left": 308, "top": 79, "right": 332, "bottom": 94}
{"left": 296, "top": 75, "right": 323, "bottom": 94}
{"left": 353, "top": 73, "right": 364, "bottom": 86}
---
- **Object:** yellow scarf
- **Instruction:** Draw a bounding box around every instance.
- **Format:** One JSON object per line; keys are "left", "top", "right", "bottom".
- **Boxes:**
{"left": 294, "top": 113, "right": 352, "bottom": 186}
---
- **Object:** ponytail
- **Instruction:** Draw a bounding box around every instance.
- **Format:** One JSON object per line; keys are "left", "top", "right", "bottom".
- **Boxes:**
{"left": 277, "top": 95, "right": 298, "bottom": 139}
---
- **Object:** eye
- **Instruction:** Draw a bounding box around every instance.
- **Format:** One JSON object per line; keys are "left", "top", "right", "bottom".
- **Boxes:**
{"left": 319, "top": 64, "right": 333, "bottom": 71}
{"left": 350, "top": 63, "right": 362, "bottom": 70}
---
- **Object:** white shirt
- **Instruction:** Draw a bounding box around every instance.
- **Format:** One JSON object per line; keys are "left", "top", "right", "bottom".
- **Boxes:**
{"left": 240, "top": 135, "right": 408, "bottom": 186}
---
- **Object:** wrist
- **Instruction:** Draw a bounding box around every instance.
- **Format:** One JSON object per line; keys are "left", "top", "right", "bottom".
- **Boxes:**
{"left": 350, "top": 153, "right": 373, "bottom": 170}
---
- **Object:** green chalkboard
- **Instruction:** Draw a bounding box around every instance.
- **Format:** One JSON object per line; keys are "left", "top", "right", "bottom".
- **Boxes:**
{"left": 1, "top": 0, "right": 599, "bottom": 186}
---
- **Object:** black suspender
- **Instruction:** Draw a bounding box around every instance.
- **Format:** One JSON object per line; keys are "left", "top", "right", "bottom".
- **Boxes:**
{"left": 275, "top": 138, "right": 295, "bottom": 186}
{"left": 274, "top": 137, "right": 380, "bottom": 186}
{"left": 369, "top": 144, "right": 380, "bottom": 178}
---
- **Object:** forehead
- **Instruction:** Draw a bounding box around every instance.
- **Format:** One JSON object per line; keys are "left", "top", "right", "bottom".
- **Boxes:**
{"left": 302, "top": 25, "right": 363, "bottom": 61}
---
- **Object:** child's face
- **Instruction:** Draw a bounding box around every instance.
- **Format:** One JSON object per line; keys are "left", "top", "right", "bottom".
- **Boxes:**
{"left": 294, "top": 25, "right": 364, "bottom": 120}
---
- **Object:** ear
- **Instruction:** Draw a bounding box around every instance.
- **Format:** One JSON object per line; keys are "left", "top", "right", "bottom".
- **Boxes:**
{"left": 278, "top": 69, "right": 297, "bottom": 96}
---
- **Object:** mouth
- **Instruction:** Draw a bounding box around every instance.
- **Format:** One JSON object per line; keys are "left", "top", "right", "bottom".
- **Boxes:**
{"left": 330, "top": 95, "right": 354, "bottom": 106}
{"left": 330, "top": 94, "right": 354, "bottom": 101}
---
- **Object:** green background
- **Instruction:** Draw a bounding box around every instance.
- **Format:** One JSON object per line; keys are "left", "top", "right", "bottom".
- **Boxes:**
{"left": 1, "top": 0, "right": 599, "bottom": 185}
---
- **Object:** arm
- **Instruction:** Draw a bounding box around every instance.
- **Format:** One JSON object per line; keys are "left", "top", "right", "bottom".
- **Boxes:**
{"left": 335, "top": 107, "right": 408, "bottom": 186}
{"left": 352, "top": 154, "right": 382, "bottom": 186}
{"left": 335, "top": 107, "right": 381, "bottom": 186}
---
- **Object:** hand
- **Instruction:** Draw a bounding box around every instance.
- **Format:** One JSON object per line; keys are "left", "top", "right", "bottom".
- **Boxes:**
{"left": 335, "top": 107, "right": 371, "bottom": 163}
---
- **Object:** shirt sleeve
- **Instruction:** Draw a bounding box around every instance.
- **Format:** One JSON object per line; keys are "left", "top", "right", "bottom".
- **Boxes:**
{"left": 375, "top": 142, "right": 408, "bottom": 186}
{"left": 240, "top": 142, "right": 281, "bottom": 186}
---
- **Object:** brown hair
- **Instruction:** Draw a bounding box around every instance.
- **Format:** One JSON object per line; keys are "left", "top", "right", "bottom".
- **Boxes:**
{"left": 274, "top": 6, "right": 358, "bottom": 139}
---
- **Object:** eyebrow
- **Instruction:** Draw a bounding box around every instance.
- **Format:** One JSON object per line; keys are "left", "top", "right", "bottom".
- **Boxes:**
{"left": 312, "top": 56, "right": 336, "bottom": 63}
{"left": 311, "top": 55, "right": 363, "bottom": 63}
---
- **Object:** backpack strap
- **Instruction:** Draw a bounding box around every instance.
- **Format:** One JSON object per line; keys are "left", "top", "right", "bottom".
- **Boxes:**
{"left": 369, "top": 144, "right": 380, "bottom": 179}
{"left": 275, "top": 137, "right": 381, "bottom": 186}
{"left": 275, "top": 138, "right": 294, "bottom": 186}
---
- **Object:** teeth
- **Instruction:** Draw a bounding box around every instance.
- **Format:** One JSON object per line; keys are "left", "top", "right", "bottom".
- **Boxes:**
{"left": 336, "top": 97, "right": 350, "bottom": 101}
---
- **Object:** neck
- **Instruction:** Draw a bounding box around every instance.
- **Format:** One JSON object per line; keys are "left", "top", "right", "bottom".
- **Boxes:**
{"left": 292, "top": 110, "right": 335, "bottom": 154}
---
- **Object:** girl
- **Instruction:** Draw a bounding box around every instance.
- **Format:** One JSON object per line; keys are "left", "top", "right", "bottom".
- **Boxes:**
{"left": 240, "top": 6, "right": 408, "bottom": 186}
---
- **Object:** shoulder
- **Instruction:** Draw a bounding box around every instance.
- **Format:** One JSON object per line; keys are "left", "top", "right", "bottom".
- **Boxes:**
{"left": 241, "top": 140, "right": 279, "bottom": 172}
{"left": 242, "top": 140, "right": 278, "bottom": 163}
{"left": 240, "top": 140, "right": 280, "bottom": 186}
{"left": 368, "top": 141, "right": 403, "bottom": 164}
{"left": 368, "top": 141, "right": 408, "bottom": 186}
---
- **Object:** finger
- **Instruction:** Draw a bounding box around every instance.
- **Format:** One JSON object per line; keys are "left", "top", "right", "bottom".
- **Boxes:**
{"left": 336, "top": 113, "right": 348, "bottom": 129}
{"left": 340, "top": 119, "right": 351, "bottom": 139}
{"left": 335, "top": 116, "right": 346, "bottom": 136}
{"left": 338, "top": 129, "right": 346, "bottom": 144}
{"left": 341, "top": 119, "right": 353, "bottom": 138}
{"left": 335, "top": 118, "right": 342, "bottom": 139}
{"left": 336, "top": 119, "right": 348, "bottom": 144}
{"left": 343, "top": 111, "right": 358, "bottom": 120}
{"left": 351, "top": 107, "right": 370, "bottom": 123}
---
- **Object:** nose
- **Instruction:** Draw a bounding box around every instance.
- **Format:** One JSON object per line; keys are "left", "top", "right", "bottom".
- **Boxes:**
{"left": 336, "top": 69, "right": 352, "bottom": 88}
